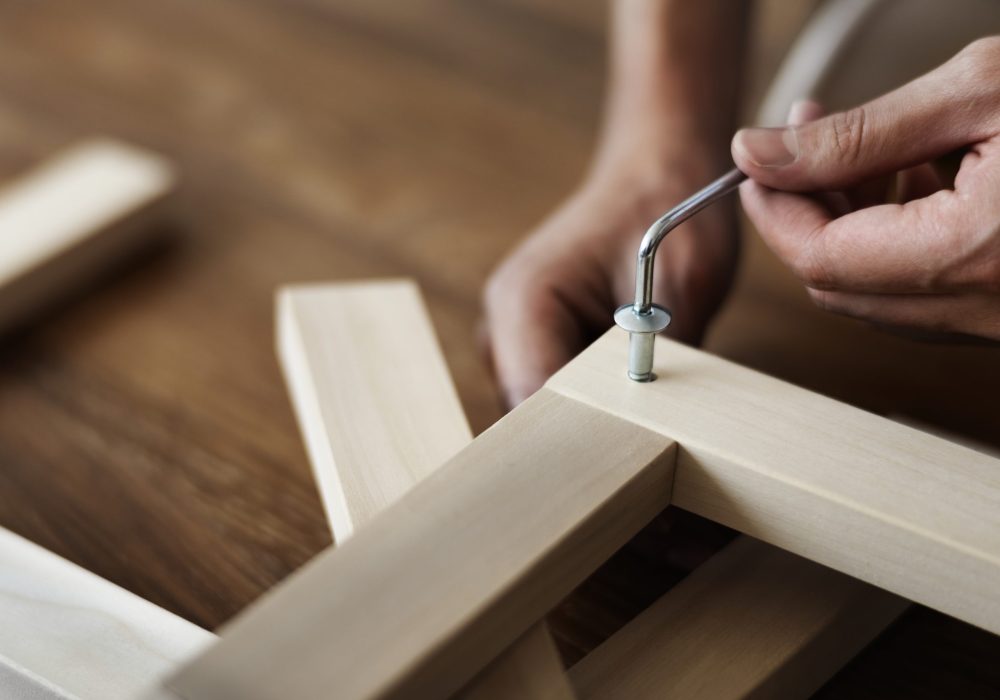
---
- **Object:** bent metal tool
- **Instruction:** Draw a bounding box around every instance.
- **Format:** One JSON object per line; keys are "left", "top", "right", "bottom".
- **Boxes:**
{"left": 615, "top": 168, "right": 746, "bottom": 381}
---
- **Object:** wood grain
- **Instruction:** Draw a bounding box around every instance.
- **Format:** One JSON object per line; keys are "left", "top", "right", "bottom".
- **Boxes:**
{"left": 276, "top": 280, "right": 471, "bottom": 540}
{"left": 165, "top": 390, "right": 676, "bottom": 699}
{"left": 275, "top": 280, "right": 571, "bottom": 699}
{"left": 0, "top": 139, "right": 173, "bottom": 334}
{"left": 548, "top": 331, "right": 1000, "bottom": 635}
{"left": 570, "top": 536, "right": 907, "bottom": 699}
{"left": 0, "top": 527, "right": 213, "bottom": 699}
{"left": 0, "top": 1, "right": 998, "bottom": 696}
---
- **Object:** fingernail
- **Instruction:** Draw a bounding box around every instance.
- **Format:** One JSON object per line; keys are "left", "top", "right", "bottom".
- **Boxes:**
{"left": 734, "top": 127, "right": 799, "bottom": 168}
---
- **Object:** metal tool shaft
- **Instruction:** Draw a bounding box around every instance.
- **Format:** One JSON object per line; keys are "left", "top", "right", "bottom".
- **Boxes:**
{"left": 616, "top": 167, "right": 746, "bottom": 381}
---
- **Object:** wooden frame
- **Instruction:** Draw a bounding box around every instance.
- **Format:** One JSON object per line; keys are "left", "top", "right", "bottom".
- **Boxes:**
{"left": 150, "top": 281, "right": 998, "bottom": 699}
{"left": 160, "top": 318, "right": 1000, "bottom": 699}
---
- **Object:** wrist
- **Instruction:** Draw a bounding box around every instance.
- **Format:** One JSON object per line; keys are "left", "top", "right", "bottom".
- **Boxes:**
{"left": 587, "top": 125, "right": 732, "bottom": 197}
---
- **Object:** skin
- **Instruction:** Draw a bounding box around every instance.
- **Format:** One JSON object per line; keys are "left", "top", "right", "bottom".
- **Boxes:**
{"left": 485, "top": 4, "right": 1000, "bottom": 409}
{"left": 733, "top": 37, "right": 1000, "bottom": 341}
{"left": 483, "top": 0, "right": 749, "bottom": 407}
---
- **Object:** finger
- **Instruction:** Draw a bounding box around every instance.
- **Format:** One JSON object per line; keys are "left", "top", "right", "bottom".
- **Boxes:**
{"left": 740, "top": 179, "right": 966, "bottom": 293}
{"left": 807, "top": 288, "right": 1000, "bottom": 338}
{"left": 784, "top": 100, "right": 856, "bottom": 216}
{"left": 484, "top": 280, "right": 585, "bottom": 408}
{"left": 787, "top": 98, "right": 824, "bottom": 126}
{"left": 732, "top": 38, "right": 1000, "bottom": 191}
{"left": 786, "top": 99, "right": 930, "bottom": 211}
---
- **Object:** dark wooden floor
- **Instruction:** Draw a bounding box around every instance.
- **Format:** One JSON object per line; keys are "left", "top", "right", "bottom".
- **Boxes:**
{"left": 0, "top": 1, "right": 998, "bottom": 696}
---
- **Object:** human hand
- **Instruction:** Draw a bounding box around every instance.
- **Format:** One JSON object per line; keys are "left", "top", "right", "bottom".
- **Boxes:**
{"left": 733, "top": 38, "right": 1000, "bottom": 341}
{"left": 483, "top": 156, "right": 738, "bottom": 408}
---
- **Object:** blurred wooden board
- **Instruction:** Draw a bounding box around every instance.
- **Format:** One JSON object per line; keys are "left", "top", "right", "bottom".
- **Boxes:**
{"left": 0, "top": 139, "right": 173, "bottom": 333}
{"left": 0, "top": 528, "right": 213, "bottom": 700}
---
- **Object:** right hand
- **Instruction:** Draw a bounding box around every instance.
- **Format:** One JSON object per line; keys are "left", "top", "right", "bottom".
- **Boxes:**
{"left": 733, "top": 37, "right": 1000, "bottom": 341}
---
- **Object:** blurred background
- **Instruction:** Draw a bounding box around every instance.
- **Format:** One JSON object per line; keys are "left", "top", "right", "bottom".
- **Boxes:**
{"left": 1, "top": 1, "right": 999, "bottom": 696}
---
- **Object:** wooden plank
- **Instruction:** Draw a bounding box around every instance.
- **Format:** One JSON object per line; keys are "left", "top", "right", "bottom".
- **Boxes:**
{"left": 275, "top": 280, "right": 472, "bottom": 540}
{"left": 163, "top": 389, "right": 676, "bottom": 700}
{"left": 0, "top": 138, "right": 174, "bottom": 333}
{"left": 568, "top": 405, "right": 1000, "bottom": 699}
{"left": 0, "top": 527, "right": 213, "bottom": 700}
{"left": 569, "top": 536, "right": 908, "bottom": 699}
{"left": 547, "top": 331, "right": 1000, "bottom": 634}
{"left": 459, "top": 623, "right": 574, "bottom": 700}
{"left": 276, "top": 280, "right": 572, "bottom": 699}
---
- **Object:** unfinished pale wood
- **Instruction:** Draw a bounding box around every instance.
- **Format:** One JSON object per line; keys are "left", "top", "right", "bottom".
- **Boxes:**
{"left": 277, "top": 281, "right": 572, "bottom": 700}
{"left": 0, "top": 527, "right": 213, "bottom": 700}
{"left": 164, "top": 390, "right": 676, "bottom": 700}
{"left": 570, "top": 536, "right": 907, "bottom": 699}
{"left": 276, "top": 280, "right": 472, "bottom": 540}
{"left": 0, "top": 139, "right": 174, "bottom": 332}
{"left": 547, "top": 331, "right": 1000, "bottom": 634}
{"left": 459, "top": 623, "right": 574, "bottom": 700}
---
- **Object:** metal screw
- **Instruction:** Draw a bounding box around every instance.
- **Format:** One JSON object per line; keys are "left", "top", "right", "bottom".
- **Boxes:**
{"left": 615, "top": 168, "right": 746, "bottom": 381}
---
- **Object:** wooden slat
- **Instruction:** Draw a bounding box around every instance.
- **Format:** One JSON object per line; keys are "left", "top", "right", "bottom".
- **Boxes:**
{"left": 0, "top": 139, "right": 174, "bottom": 332}
{"left": 569, "top": 536, "right": 907, "bottom": 699}
{"left": 163, "top": 389, "right": 676, "bottom": 699}
{"left": 0, "top": 527, "right": 213, "bottom": 700}
{"left": 276, "top": 280, "right": 572, "bottom": 699}
{"left": 547, "top": 331, "right": 1000, "bottom": 634}
{"left": 459, "top": 623, "right": 574, "bottom": 700}
{"left": 276, "top": 280, "right": 472, "bottom": 540}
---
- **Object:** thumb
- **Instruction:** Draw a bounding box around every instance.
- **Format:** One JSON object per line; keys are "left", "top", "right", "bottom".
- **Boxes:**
{"left": 732, "top": 38, "right": 1000, "bottom": 191}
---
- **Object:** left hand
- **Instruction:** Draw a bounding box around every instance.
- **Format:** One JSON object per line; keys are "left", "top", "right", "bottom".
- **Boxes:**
{"left": 732, "top": 38, "right": 1000, "bottom": 341}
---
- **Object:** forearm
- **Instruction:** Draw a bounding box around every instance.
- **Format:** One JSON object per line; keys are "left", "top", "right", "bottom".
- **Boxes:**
{"left": 595, "top": 0, "right": 752, "bottom": 179}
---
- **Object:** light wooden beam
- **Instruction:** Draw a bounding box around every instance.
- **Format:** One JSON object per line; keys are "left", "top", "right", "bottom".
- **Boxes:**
{"left": 275, "top": 281, "right": 472, "bottom": 541}
{"left": 569, "top": 536, "right": 907, "bottom": 699}
{"left": 163, "top": 388, "right": 676, "bottom": 699}
{"left": 548, "top": 331, "right": 1000, "bottom": 634}
{"left": 0, "top": 527, "right": 213, "bottom": 699}
{"left": 0, "top": 139, "right": 174, "bottom": 333}
{"left": 276, "top": 280, "right": 572, "bottom": 700}
{"left": 162, "top": 324, "right": 1000, "bottom": 699}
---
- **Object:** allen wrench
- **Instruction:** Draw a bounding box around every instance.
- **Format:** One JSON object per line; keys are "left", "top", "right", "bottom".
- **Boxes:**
{"left": 615, "top": 168, "right": 747, "bottom": 381}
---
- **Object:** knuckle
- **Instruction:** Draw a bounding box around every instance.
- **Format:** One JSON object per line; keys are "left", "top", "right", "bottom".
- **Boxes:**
{"left": 791, "top": 235, "right": 836, "bottom": 289}
{"left": 953, "top": 37, "right": 1000, "bottom": 91}
{"left": 826, "top": 107, "right": 869, "bottom": 166}
{"left": 959, "top": 36, "right": 1000, "bottom": 66}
